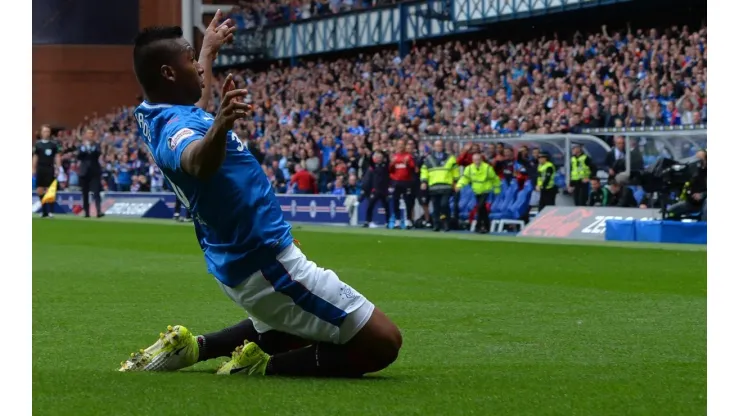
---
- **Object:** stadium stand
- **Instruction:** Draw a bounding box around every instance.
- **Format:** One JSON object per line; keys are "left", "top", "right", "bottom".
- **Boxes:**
{"left": 33, "top": 0, "right": 707, "bottom": 230}
{"left": 222, "top": 0, "right": 402, "bottom": 28}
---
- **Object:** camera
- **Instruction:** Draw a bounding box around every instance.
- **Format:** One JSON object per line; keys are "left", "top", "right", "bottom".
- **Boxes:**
{"left": 631, "top": 156, "right": 699, "bottom": 194}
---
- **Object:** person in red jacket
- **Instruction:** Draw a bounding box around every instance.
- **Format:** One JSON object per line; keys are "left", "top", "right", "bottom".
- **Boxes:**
{"left": 456, "top": 142, "right": 486, "bottom": 167}
{"left": 389, "top": 138, "right": 417, "bottom": 229}
{"left": 290, "top": 164, "right": 317, "bottom": 194}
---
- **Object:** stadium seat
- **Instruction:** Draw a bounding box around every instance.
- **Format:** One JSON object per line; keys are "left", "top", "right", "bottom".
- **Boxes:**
{"left": 489, "top": 182, "right": 518, "bottom": 230}
{"left": 496, "top": 182, "right": 534, "bottom": 232}
{"left": 458, "top": 186, "right": 475, "bottom": 218}
{"left": 631, "top": 186, "right": 645, "bottom": 205}
{"left": 554, "top": 173, "right": 566, "bottom": 190}
{"left": 643, "top": 155, "right": 657, "bottom": 168}
{"left": 450, "top": 186, "right": 474, "bottom": 218}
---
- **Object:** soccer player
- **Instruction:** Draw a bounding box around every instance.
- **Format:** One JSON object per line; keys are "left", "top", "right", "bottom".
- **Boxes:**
{"left": 120, "top": 13, "right": 402, "bottom": 378}
{"left": 33, "top": 124, "right": 61, "bottom": 218}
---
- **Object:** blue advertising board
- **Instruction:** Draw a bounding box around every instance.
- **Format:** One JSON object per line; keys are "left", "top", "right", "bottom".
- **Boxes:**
{"left": 33, "top": 192, "right": 358, "bottom": 225}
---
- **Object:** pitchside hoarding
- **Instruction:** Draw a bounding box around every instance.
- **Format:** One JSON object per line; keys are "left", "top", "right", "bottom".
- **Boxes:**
{"left": 519, "top": 206, "right": 662, "bottom": 241}
{"left": 31, "top": 191, "right": 367, "bottom": 224}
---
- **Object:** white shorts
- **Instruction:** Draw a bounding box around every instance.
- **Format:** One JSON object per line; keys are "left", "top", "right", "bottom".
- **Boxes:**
{"left": 218, "top": 244, "right": 374, "bottom": 345}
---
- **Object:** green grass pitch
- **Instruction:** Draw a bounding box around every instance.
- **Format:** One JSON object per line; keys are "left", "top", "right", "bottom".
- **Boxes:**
{"left": 32, "top": 218, "right": 706, "bottom": 416}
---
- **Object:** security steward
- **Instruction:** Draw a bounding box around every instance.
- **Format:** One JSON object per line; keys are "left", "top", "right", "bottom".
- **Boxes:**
{"left": 536, "top": 152, "right": 557, "bottom": 211}
{"left": 77, "top": 128, "right": 104, "bottom": 218}
{"left": 568, "top": 144, "right": 596, "bottom": 206}
{"left": 420, "top": 139, "right": 460, "bottom": 232}
{"left": 33, "top": 125, "right": 61, "bottom": 218}
{"left": 454, "top": 152, "right": 500, "bottom": 233}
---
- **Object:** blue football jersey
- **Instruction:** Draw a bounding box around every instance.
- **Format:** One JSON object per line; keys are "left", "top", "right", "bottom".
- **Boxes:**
{"left": 134, "top": 101, "right": 293, "bottom": 287}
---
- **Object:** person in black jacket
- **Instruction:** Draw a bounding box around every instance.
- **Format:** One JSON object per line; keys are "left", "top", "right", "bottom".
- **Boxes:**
{"left": 360, "top": 151, "right": 390, "bottom": 227}
{"left": 77, "top": 128, "right": 104, "bottom": 218}
{"left": 604, "top": 136, "right": 643, "bottom": 180}
{"left": 604, "top": 179, "right": 638, "bottom": 207}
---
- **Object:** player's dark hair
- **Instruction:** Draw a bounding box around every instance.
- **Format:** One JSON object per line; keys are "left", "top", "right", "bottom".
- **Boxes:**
{"left": 133, "top": 26, "right": 184, "bottom": 93}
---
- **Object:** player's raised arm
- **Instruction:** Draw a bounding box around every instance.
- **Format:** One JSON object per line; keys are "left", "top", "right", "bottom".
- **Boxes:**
{"left": 181, "top": 74, "right": 250, "bottom": 180}
{"left": 195, "top": 9, "right": 236, "bottom": 111}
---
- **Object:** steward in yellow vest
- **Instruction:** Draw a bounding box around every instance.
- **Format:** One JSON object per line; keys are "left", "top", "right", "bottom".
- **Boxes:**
{"left": 456, "top": 155, "right": 500, "bottom": 196}
{"left": 536, "top": 152, "right": 557, "bottom": 211}
{"left": 454, "top": 153, "right": 500, "bottom": 233}
{"left": 568, "top": 144, "right": 595, "bottom": 206}
{"left": 420, "top": 140, "right": 460, "bottom": 231}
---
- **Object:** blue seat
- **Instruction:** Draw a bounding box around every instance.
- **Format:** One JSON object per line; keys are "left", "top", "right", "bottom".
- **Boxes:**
{"left": 451, "top": 186, "right": 474, "bottom": 216}
{"left": 487, "top": 192, "right": 504, "bottom": 215}
{"left": 631, "top": 186, "right": 645, "bottom": 205}
{"left": 554, "top": 173, "right": 566, "bottom": 189}
{"left": 490, "top": 182, "right": 518, "bottom": 220}
{"left": 492, "top": 182, "right": 534, "bottom": 232}
{"left": 503, "top": 183, "right": 533, "bottom": 221}
{"left": 460, "top": 186, "right": 476, "bottom": 217}
{"left": 641, "top": 155, "right": 652, "bottom": 167}
{"left": 499, "top": 179, "right": 509, "bottom": 196}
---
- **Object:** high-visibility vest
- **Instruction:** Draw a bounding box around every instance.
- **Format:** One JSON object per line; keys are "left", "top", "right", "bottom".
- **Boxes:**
{"left": 537, "top": 161, "right": 556, "bottom": 189}
{"left": 570, "top": 154, "right": 591, "bottom": 181}
{"left": 457, "top": 162, "right": 500, "bottom": 195}
{"left": 420, "top": 153, "right": 460, "bottom": 191}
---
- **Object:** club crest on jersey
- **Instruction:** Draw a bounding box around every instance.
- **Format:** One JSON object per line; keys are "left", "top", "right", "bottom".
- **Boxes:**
{"left": 167, "top": 128, "right": 194, "bottom": 150}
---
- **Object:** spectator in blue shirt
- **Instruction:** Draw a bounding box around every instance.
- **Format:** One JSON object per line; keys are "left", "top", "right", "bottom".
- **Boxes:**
{"left": 345, "top": 174, "right": 361, "bottom": 196}
{"left": 116, "top": 155, "right": 133, "bottom": 192}
{"left": 348, "top": 119, "right": 366, "bottom": 136}
{"left": 331, "top": 177, "right": 346, "bottom": 196}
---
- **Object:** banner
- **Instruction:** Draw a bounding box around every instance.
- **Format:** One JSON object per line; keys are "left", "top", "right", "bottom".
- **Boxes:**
{"left": 103, "top": 197, "right": 172, "bottom": 218}
{"left": 279, "top": 195, "right": 349, "bottom": 224}
{"left": 519, "top": 206, "right": 662, "bottom": 241}
{"left": 32, "top": 192, "right": 351, "bottom": 224}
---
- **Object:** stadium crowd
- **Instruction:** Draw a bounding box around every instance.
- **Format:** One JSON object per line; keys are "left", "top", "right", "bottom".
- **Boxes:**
{"left": 36, "top": 22, "right": 707, "bottom": 207}
{"left": 224, "top": 0, "right": 401, "bottom": 28}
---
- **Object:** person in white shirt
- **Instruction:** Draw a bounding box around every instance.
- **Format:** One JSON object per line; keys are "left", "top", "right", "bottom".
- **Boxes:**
{"left": 149, "top": 164, "right": 164, "bottom": 192}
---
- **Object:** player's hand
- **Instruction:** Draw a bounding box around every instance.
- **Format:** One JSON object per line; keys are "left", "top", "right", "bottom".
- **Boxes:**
{"left": 420, "top": 182, "right": 427, "bottom": 190}
{"left": 215, "top": 74, "right": 251, "bottom": 131}
{"left": 202, "top": 9, "right": 237, "bottom": 59}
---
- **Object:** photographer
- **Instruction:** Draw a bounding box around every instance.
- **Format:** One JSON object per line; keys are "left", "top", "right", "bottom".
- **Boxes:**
{"left": 665, "top": 149, "right": 707, "bottom": 220}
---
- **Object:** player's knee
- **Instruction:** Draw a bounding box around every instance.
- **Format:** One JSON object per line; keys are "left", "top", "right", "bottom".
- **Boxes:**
{"left": 349, "top": 308, "right": 402, "bottom": 373}
{"left": 365, "top": 323, "right": 402, "bottom": 372}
